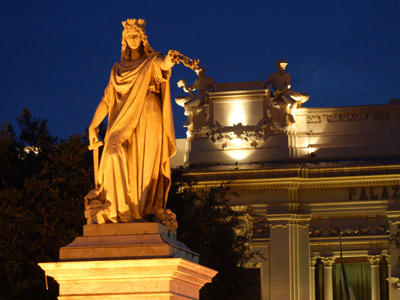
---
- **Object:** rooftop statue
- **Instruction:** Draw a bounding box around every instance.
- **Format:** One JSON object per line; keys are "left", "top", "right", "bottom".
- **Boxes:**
{"left": 177, "top": 66, "right": 215, "bottom": 126}
{"left": 85, "top": 19, "right": 198, "bottom": 229}
{"left": 266, "top": 59, "right": 309, "bottom": 124}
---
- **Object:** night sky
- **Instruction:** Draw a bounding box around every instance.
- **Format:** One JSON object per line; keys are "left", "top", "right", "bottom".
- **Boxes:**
{"left": 1, "top": 1, "right": 400, "bottom": 139}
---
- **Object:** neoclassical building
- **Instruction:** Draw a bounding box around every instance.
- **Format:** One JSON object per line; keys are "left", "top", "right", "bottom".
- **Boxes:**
{"left": 172, "top": 81, "right": 400, "bottom": 300}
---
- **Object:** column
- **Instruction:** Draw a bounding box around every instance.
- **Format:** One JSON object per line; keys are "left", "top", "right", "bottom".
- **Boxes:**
{"left": 368, "top": 255, "right": 381, "bottom": 300}
{"left": 309, "top": 257, "right": 317, "bottom": 300}
{"left": 322, "top": 257, "right": 336, "bottom": 300}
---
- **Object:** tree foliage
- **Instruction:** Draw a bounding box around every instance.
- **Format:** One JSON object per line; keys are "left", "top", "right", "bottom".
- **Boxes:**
{"left": 167, "top": 166, "right": 263, "bottom": 300}
{"left": 0, "top": 109, "right": 92, "bottom": 299}
{"left": 390, "top": 225, "right": 400, "bottom": 250}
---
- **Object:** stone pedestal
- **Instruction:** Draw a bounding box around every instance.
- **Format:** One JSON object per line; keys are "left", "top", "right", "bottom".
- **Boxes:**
{"left": 39, "top": 223, "right": 217, "bottom": 300}
{"left": 59, "top": 223, "right": 198, "bottom": 262}
{"left": 39, "top": 258, "right": 216, "bottom": 300}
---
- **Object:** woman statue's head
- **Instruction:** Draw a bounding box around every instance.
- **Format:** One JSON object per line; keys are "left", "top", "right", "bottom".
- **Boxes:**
{"left": 121, "top": 19, "right": 154, "bottom": 61}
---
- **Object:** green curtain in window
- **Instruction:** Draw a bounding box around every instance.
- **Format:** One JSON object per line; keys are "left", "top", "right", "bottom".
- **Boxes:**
{"left": 333, "top": 263, "right": 371, "bottom": 300}
{"left": 315, "top": 261, "right": 324, "bottom": 300}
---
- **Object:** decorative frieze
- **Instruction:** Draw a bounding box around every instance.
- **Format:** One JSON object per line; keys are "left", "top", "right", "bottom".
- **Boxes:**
{"left": 309, "top": 225, "right": 389, "bottom": 237}
{"left": 191, "top": 122, "right": 264, "bottom": 149}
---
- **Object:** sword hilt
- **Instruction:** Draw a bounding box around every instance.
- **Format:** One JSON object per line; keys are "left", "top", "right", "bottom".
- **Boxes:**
{"left": 88, "top": 141, "right": 104, "bottom": 151}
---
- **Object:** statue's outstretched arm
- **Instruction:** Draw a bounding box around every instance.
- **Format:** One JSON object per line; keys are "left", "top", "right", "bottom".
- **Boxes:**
{"left": 164, "top": 50, "right": 199, "bottom": 71}
{"left": 88, "top": 100, "right": 108, "bottom": 146}
{"left": 160, "top": 50, "right": 178, "bottom": 70}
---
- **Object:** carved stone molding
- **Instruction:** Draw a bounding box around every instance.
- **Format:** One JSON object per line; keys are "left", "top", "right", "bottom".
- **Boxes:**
{"left": 375, "top": 225, "right": 390, "bottom": 234}
{"left": 310, "top": 257, "right": 318, "bottom": 267}
{"left": 387, "top": 277, "right": 400, "bottom": 289}
{"left": 270, "top": 224, "right": 289, "bottom": 229}
{"left": 368, "top": 255, "right": 382, "bottom": 265}
{"left": 309, "top": 225, "right": 387, "bottom": 237}
{"left": 252, "top": 217, "right": 270, "bottom": 238}
{"left": 309, "top": 228, "right": 324, "bottom": 237}
{"left": 321, "top": 257, "right": 336, "bottom": 267}
{"left": 267, "top": 214, "right": 311, "bottom": 230}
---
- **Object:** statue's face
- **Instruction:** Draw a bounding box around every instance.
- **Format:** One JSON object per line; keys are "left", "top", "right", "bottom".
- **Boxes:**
{"left": 126, "top": 30, "right": 142, "bottom": 50}
{"left": 195, "top": 68, "right": 205, "bottom": 77}
{"left": 279, "top": 63, "right": 288, "bottom": 71}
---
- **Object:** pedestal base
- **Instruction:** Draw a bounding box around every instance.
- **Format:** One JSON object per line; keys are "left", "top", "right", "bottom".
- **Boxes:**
{"left": 39, "top": 258, "right": 217, "bottom": 299}
{"left": 39, "top": 223, "right": 217, "bottom": 299}
{"left": 60, "top": 223, "right": 198, "bottom": 263}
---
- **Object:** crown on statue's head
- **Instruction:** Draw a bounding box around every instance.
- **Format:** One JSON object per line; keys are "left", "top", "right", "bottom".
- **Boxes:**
{"left": 122, "top": 18, "right": 146, "bottom": 30}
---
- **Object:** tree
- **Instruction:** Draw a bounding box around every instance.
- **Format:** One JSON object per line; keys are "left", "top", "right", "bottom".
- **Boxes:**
{"left": 0, "top": 109, "right": 92, "bottom": 299}
{"left": 167, "top": 166, "right": 263, "bottom": 300}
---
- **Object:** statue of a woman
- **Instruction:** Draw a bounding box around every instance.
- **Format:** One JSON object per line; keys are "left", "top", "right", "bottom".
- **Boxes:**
{"left": 85, "top": 19, "right": 178, "bottom": 225}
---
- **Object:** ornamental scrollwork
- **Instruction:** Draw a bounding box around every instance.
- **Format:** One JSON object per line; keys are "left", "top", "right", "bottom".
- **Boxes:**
{"left": 252, "top": 217, "right": 270, "bottom": 239}
{"left": 191, "top": 122, "right": 265, "bottom": 149}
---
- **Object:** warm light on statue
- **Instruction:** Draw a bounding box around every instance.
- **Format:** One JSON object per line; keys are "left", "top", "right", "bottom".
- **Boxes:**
{"left": 84, "top": 18, "right": 196, "bottom": 230}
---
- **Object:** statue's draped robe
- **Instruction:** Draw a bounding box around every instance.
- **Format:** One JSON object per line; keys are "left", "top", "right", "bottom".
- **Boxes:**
{"left": 86, "top": 55, "right": 176, "bottom": 222}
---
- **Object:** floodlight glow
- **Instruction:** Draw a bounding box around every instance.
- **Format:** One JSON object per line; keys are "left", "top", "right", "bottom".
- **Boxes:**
{"left": 230, "top": 137, "right": 244, "bottom": 147}
{"left": 225, "top": 149, "right": 250, "bottom": 160}
{"left": 228, "top": 102, "right": 245, "bottom": 126}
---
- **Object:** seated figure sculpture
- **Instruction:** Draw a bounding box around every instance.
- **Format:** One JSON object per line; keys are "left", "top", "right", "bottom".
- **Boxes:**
{"left": 266, "top": 59, "right": 309, "bottom": 124}
{"left": 177, "top": 66, "right": 215, "bottom": 126}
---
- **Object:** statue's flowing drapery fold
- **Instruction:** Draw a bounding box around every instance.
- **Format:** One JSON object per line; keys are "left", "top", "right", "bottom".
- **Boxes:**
{"left": 85, "top": 55, "right": 176, "bottom": 222}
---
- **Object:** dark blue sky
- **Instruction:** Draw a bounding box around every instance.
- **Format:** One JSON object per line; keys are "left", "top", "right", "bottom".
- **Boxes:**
{"left": 1, "top": 1, "right": 400, "bottom": 139}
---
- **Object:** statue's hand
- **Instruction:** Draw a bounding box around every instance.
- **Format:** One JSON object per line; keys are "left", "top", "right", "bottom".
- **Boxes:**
{"left": 168, "top": 50, "right": 180, "bottom": 65}
{"left": 88, "top": 126, "right": 99, "bottom": 146}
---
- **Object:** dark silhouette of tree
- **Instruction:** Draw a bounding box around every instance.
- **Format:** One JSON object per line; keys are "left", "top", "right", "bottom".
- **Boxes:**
{"left": 0, "top": 109, "right": 92, "bottom": 299}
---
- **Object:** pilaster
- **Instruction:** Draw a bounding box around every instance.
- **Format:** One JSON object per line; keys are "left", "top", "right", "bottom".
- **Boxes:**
{"left": 267, "top": 214, "right": 311, "bottom": 300}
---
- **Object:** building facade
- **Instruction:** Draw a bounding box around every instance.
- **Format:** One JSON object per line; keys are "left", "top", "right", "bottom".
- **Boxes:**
{"left": 172, "top": 82, "right": 400, "bottom": 300}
